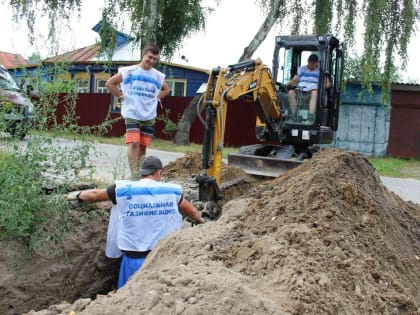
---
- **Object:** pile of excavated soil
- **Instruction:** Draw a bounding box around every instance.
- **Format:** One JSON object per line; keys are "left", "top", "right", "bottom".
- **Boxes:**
{"left": 163, "top": 151, "right": 203, "bottom": 179}
{"left": 163, "top": 151, "right": 254, "bottom": 183}
{"left": 21, "top": 148, "right": 419, "bottom": 315}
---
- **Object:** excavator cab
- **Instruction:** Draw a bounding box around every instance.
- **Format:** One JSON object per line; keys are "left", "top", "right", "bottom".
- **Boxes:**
{"left": 273, "top": 34, "right": 344, "bottom": 146}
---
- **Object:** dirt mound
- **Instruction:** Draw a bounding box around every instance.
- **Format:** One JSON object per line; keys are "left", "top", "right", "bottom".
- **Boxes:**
{"left": 163, "top": 151, "right": 253, "bottom": 183}
{"left": 163, "top": 151, "right": 203, "bottom": 179}
{"left": 24, "top": 148, "right": 418, "bottom": 315}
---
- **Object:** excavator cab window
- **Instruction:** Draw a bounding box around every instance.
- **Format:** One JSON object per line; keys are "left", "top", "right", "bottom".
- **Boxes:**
{"left": 276, "top": 46, "right": 321, "bottom": 125}
{"left": 273, "top": 35, "right": 344, "bottom": 135}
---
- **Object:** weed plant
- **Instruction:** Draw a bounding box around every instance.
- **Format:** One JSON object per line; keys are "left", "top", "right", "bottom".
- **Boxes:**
{"left": 0, "top": 63, "right": 118, "bottom": 251}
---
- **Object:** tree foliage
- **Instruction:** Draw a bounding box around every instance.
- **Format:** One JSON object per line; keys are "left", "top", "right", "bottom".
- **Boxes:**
{"left": 102, "top": 0, "right": 209, "bottom": 57}
{"left": 27, "top": 52, "right": 42, "bottom": 64}
{"left": 96, "top": 13, "right": 118, "bottom": 61}
{"left": 344, "top": 55, "right": 401, "bottom": 82}
{"left": 250, "top": 0, "right": 418, "bottom": 97}
{"left": 7, "top": 0, "right": 82, "bottom": 44}
{"left": 7, "top": 0, "right": 210, "bottom": 58}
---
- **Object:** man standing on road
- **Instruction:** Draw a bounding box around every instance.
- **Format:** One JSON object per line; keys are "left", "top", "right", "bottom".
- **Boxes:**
{"left": 68, "top": 156, "right": 204, "bottom": 289}
{"left": 106, "top": 44, "right": 170, "bottom": 179}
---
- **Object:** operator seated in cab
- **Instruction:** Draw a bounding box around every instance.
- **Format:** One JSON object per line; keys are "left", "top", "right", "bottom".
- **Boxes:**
{"left": 286, "top": 54, "right": 330, "bottom": 124}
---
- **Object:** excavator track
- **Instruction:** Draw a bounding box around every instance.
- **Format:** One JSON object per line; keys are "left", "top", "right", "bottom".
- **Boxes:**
{"left": 228, "top": 153, "right": 303, "bottom": 177}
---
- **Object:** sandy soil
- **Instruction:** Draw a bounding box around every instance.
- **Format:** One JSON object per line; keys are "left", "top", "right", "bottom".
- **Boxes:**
{"left": 1, "top": 148, "right": 419, "bottom": 315}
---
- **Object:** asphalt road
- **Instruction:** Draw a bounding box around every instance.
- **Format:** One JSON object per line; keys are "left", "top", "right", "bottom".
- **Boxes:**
{"left": 86, "top": 142, "right": 420, "bottom": 205}
{"left": 379, "top": 176, "right": 420, "bottom": 204}
{"left": 86, "top": 142, "right": 184, "bottom": 182}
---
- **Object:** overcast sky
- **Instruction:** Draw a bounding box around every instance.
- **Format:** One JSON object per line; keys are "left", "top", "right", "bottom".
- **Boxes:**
{"left": 1, "top": 0, "right": 419, "bottom": 82}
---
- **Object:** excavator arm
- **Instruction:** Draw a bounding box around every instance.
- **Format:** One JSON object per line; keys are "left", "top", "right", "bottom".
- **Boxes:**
{"left": 196, "top": 59, "right": 283, "bottom": 218}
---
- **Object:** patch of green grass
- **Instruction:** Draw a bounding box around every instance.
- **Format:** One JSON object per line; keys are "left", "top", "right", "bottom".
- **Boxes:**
{"left": 369, "top": 157, "right": 420, "bottom": 179}
{"left": 151, "top": 139, "right": 238, "bottom": 157}
{"left": 151, "top": 139, "right": 202, "bottom": 153}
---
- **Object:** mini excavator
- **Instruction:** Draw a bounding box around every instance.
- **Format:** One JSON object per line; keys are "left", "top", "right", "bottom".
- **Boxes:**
{"left": 196, "top": 34, "right": 345, "bottom": 219}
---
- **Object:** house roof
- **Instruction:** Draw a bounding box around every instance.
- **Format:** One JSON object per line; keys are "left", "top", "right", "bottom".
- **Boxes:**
{"left": 38, "top": 21, "right": 210, "bottom": 74}
{"left": 0, "top": 51, "right": 28, "bottom": 68}
{"left": 42, "top": 44, "right": 209, "bottom": 74}
{"left": 391, "top": 82, "right": 420, "bottom": 92}
{"left": 44, "top": 44, "right": 100, "bottom": 63}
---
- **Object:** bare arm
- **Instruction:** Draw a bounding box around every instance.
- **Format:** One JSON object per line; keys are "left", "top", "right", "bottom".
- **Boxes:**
{"left": 78, "top": 189, "right": 110, "bottom": 202}
{"left": 287, "top": 75, "right": 299, "bottom": 87}
{"left": 105, "top": 73, "right": 124, "bottom": 98}
{"left": 178, "top": 199, "right": 204, "bottom": 224}
{"left": 158, "top": 80, "right": 170, "bottom": 100}
{"left": 325, "top": 77, "right": 331, "bottom": 89}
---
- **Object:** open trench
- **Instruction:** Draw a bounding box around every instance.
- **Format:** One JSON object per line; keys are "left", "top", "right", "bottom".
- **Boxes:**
{"left": 1, "top": 152, "right": 261, "bottom": 315}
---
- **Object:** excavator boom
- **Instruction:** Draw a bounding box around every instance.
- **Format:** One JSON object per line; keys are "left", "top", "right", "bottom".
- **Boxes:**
{"left": 197, "top": 59, "right": 286, "bottom": 216}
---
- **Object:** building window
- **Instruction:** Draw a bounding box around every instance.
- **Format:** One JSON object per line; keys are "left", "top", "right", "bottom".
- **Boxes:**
{"left": 111, "top": 85, "right": 123, "bottom": 112}
{"left": 75, "top": 73, "right": 90, "bottom": 93}
{"left": 94, "top": 72, "right": 111, "bottom": 93}
{"left": 77, "top": 80, "right": 89, "bottom": 93}
{"left": 112, "top": 95, "right": 122, "bottom": 112}
{"left": 96, "top": 79, "right": 108, "bottom": 93}
{"left": 166, "top": 79, "right": 187, "bottom": 96}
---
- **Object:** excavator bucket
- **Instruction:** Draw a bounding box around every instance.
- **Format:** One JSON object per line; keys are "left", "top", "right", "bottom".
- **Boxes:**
{"left": 228, "top": 153, "right": 303, "bottom": 177}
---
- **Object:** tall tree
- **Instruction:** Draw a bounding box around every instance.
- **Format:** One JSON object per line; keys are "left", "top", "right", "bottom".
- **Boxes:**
{"left": 239, "top": 0, "right": 287, "bottom": 61}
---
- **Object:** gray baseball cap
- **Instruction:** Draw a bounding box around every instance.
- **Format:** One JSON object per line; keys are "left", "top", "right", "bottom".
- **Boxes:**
{"left": 140, "top": 156, "right": 163, "bottom": 176}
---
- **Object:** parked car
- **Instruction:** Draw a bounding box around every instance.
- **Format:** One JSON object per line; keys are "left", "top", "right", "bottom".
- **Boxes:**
{"left": 0, "top": 65, "right": 34, "bottom": 139}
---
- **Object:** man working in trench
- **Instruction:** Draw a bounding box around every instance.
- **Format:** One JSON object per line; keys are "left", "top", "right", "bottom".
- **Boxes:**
{"left": 68, "top": 156, "right": 205, "bottom": 289}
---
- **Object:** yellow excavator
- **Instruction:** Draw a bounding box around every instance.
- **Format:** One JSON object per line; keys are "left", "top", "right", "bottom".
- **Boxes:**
{"left": 196, "top": 34, "right": 345, "bottom": 218}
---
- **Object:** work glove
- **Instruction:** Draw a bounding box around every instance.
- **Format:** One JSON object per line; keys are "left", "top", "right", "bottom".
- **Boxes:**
{"left": 66, "top": 191, "right": 83, "bottom": 207}
{"left": 195, "top": 213, "right": 213, "bottom": 225}
{"left": 186, "top": 214, "right": 211, "bottom": 226}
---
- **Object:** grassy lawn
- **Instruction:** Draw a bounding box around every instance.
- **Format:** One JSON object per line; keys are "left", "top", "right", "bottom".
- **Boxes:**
{"left": 37, "top": 131, "right": 419, "bottom": 179}
{"left": 368, "top": 157, "right": 420, "bottom": 180}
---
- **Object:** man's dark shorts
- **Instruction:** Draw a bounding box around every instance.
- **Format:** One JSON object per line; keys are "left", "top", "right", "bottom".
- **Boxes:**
{"left": 125, "top": 118, "right": 155, "bottom": 145}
